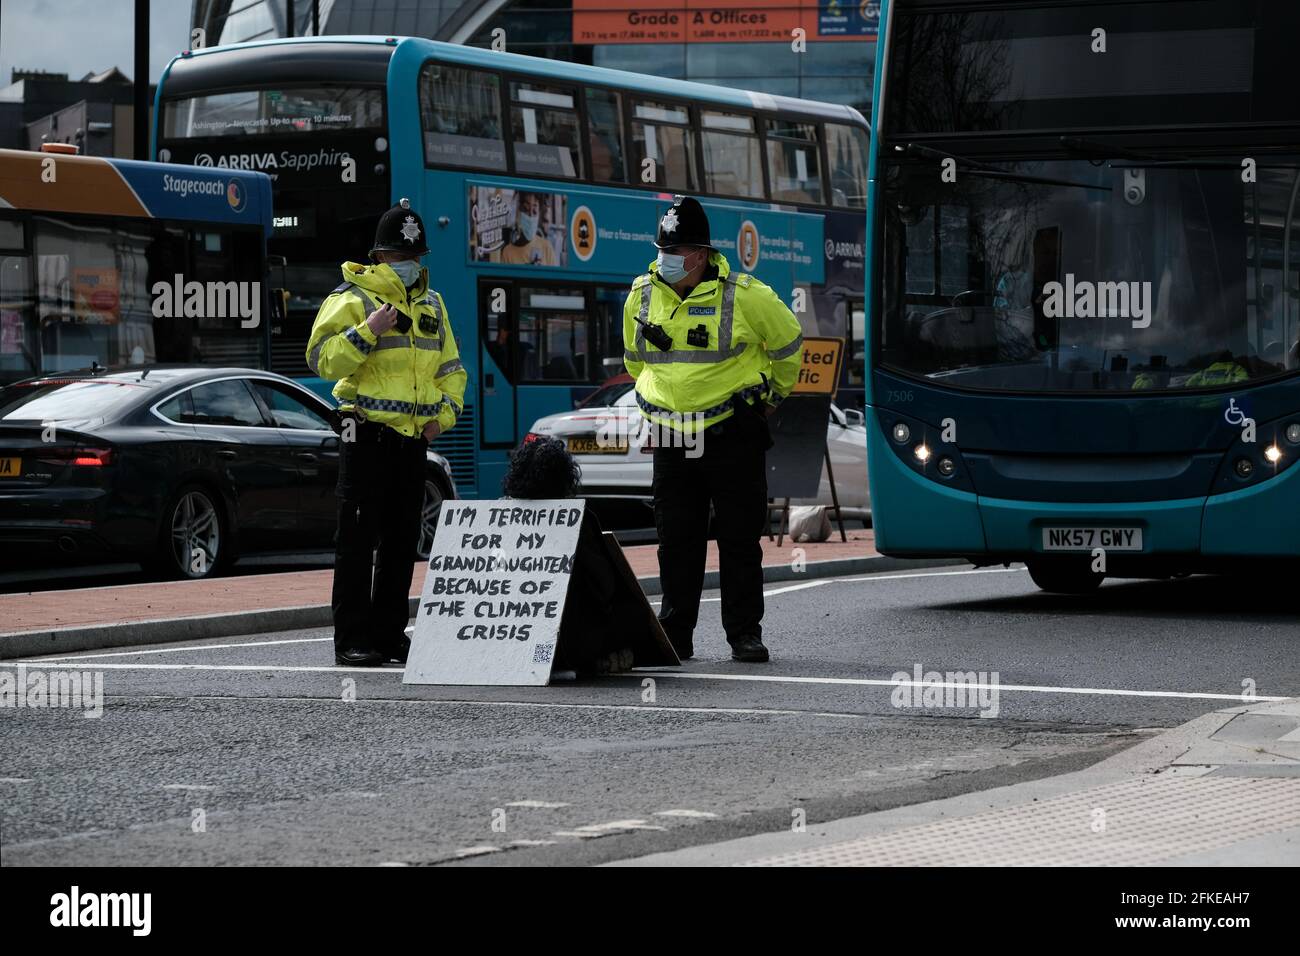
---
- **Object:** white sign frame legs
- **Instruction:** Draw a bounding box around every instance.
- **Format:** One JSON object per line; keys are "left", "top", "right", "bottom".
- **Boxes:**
{"left": 403, "top": 499, "right": 586, "bottom": 686}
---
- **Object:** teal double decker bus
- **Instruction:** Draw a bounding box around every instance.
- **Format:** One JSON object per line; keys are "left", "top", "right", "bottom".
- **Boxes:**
{"left": 866, "top": 0, "right": 1300, "bottom": 591}
{"left": 154, "top": 36, "right": 871, "bottom": 497}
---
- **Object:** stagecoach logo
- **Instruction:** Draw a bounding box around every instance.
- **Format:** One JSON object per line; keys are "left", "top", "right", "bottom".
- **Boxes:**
{"left": 737, "top": 220, "right": 760, "bottom": 270}
{"left": 226, "top": 179, "right": 246, "bottom": 212}
{"left": 825, "top": 238, "right": 863, "bottom": 260}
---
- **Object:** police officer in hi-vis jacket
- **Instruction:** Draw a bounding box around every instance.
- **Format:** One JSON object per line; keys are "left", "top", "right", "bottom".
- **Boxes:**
{"left": 623, "top": 196, "right": 804, "bottom": 663}
{"left": 306, "top": 199, "right": 468, "bottom": 667}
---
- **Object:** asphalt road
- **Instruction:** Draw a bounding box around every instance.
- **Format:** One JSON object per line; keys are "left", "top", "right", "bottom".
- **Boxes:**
{"left": 2, "top": 567, "right": 1297, "bottom": 866}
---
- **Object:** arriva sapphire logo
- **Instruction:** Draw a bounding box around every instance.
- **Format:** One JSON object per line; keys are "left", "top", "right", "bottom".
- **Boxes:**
{"left": 226, "top": 179, "right": 247, "bottom": 213}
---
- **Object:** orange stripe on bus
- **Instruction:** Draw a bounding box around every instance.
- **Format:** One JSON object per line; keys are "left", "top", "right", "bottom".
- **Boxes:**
{"left": 0, "top": 151, "right": 150, "bottom": 217}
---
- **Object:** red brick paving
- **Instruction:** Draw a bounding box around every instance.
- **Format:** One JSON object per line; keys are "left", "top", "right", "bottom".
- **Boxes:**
{"left": 2, "top": 529, "right": 877, "bottom": 635}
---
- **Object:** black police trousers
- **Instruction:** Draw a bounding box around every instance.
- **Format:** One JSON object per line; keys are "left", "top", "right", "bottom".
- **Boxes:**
{"left": 652, "top": 404, "right": 769, "bottom": 646}
{"left": 331, "top": 419, "right": 427, "bottom": 654}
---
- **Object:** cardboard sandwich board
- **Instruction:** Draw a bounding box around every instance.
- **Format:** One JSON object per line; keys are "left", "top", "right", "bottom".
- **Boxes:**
{"left": 404, "top": 500, "right": 678, "bottom": 686}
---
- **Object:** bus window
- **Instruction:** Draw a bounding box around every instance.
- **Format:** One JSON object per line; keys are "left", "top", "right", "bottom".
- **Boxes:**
{"left": 585, "top": 88, "right": 627, "bottom": 184}
{"left": 517, "top": 288, "right": 588, "bottom": 382}
{"left": 162, "top": 87, "right": 384, "bottom": 138}
{"left": 826, "top": 123, "right": 868, "bottom": 209}
{"left": 700, "top": 111, "right": 764, "bottom": 199}
{"left": 420, "top": 64, "right": 506, "bottom": 171}
{"left": 510, "top": 82, "right": 583, "bottom": 179}
{"left": 766, "top": 120, "right": 823, "bottom": 204}
{"left": 0, "top": 234, "right": 35, "bottom": 383}
{"left": 593, "top": 286, "right": 627, "bottom": 381}
{"left": 631, "top": 100, "right": 696, "bottom": 191}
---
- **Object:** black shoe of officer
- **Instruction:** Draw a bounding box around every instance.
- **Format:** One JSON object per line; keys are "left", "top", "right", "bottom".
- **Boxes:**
{"left": 666, "top": 633, "right": 693, "bottom": 661}
{"left": 729, "top": 635, "right": 769, "bottom": 663}
{"left": 335, "top": 646, "right": 385, "bottom": 667}
{"left": 378, "top": 635, "right": 411, "bottom": 665}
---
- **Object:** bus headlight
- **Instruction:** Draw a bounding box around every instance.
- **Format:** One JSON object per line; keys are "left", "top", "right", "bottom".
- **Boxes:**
{"left": 1234, "top": 457, "right": 1254, "bottom": 478}
{"left": 1286, "top": 423, "right": 1300, "bottom": 445}
{"left": 1264, "top": 445, "right": 1282, "bottom": 464}
{"left": 937, "top": 456, "right": 956, "bottom": 477}
{"left": 891, "top": 422, "right": 910, "bottom": 444}
{"left": 914, "top": 444, "right": 932, "bottom": 463}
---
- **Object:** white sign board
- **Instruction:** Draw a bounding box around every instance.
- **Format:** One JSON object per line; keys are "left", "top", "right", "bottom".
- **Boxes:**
{"left": 403, "top": 499, "right": 585, "bottom": 686}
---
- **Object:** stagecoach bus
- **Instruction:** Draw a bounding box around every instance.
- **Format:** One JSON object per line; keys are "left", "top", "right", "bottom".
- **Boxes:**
{"left": 0, "top": 147, "right": 273, "bottom": 385}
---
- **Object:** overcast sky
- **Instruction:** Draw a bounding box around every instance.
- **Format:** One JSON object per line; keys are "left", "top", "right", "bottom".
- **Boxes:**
{"left": 0, "top": 0, "right": 192, "bottom": 87}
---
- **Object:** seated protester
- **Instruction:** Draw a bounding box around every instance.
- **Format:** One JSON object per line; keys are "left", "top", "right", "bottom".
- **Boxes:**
{"left": 501, "top": 437, "right": 624, "bottom": 674}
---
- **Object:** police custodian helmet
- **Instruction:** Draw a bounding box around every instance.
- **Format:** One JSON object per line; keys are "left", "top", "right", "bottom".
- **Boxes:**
{"left": 655, "top": 195, "right": 714, "bottom": 251}
{"left": 369, "top": 197, "right": 429, "bottom": 258}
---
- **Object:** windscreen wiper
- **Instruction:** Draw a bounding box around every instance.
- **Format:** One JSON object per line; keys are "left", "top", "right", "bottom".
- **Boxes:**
{"left": 898, "top": 143, "right": 1113, "bottom": 192}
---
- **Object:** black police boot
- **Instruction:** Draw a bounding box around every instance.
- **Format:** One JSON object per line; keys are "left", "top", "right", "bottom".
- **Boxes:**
{"left": 378, "top": 635, "right": 411, "bottom": 665}
{"left": 729, "top": 635, "right": 769, "bottom": 663}
{"left": 335, "top": 646, "right": 385, "bottom": 667}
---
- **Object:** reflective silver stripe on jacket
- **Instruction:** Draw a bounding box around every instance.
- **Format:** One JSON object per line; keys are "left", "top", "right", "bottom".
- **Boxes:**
{"left": 437, "top": 358, "right": 464, "bottom": 377}
{"left": 333, "top": 282, "right": 377, "bottom": 315}
{"left": 635, "top": 381, "right": 766, "bottom": 421}
{"left": 768, "top": 333, "right": 803, "bottom": 361}
{"left": 342, "top": 325, "right": 373, "bottom": 355}
{"left": 355, "top": 394, "right": 450, "bottom": 417}
{"left": 633, "top": 273, "right": 744, "bottom": 365}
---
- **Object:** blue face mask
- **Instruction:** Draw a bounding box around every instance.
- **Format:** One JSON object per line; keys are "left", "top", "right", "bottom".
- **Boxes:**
{"left": 388, "top": 259, "right": 422, "bottom": 287}
{"left": 517, "top": 211, "right": 539, "bottom": 242}
{"left": 657, "top": 250, "right": 690, "bottom": 283}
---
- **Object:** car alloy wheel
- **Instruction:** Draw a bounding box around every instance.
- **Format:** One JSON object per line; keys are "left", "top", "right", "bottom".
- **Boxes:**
{"left": 170, "top": 489, "right": 221, "bottom": 578}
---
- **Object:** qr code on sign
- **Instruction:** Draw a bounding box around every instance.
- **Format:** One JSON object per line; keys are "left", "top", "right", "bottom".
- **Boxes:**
{"left": 532, "top": 643, "right": 554, "bottom": 664}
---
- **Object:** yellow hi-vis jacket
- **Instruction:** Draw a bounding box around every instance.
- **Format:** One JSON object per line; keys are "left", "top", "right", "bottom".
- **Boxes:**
{"left": 305, "top": 261, "right": 467, "bottom": 438}
{"left": 622, "top": 251, "right": 804, "bottom": 432}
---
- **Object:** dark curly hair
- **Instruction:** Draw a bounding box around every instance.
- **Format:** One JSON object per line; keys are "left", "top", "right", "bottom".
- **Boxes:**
{"left": 502, "top": 435, "right": 582, "bottom": 498}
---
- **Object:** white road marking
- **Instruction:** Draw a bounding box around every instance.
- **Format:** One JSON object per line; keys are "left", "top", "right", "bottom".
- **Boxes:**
{"left": 654, "top": 566, "right": 1024, "bottom": 605}
{"left": 554, "top": 819, "right": 665, "bottom": 838}
{"left": 377, "top": 861, "right": 411, "bottom": 867}
{"left": 654, "top": 809, "right": 719, "bottom": 818}
{"left": 508, "top": 839, "right": 558, "bottom": 847}
{"left": 161, "top": 784, "right": 214, "bottom": 791}
{"left": 35, "top": 637, "right": 331, "bottom": 662}
{"left": 453, "top": 845, "right": 501, "bottom": 858}
{"left": 0, "top": 777, "right": 33, "bottom": 784}
{"left": 643, "top": 671, "right": 1290, "bottom": 703}
{"left": 22, "top": 569, "right": 1023, "bottom": 660}
{"left": 19, "top": 659, "right": 1289, "bottom": 704}
{"left": 506, "top": 800, "right": 570, "bottom": 808}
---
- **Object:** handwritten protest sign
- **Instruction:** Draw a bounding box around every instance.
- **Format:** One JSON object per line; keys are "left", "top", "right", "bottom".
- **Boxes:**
{"left": 403, "top": 500, "right": 585, "bottom": 686}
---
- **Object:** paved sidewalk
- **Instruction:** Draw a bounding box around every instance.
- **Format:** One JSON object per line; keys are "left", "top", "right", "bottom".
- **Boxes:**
{"left": 608, "top": 697, "right": 1300, "bottom": 866}
{"left": 0, "top": 529, "right": 963, "bottom": 658}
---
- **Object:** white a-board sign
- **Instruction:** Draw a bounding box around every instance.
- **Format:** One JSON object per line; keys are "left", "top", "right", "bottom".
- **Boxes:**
{"left": 403, "top": 499, "right": 585, "bottom": 686}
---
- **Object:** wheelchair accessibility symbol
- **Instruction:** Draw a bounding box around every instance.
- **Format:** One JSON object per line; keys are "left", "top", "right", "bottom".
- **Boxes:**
{"left": 1225, "top": 397, "right": 1255, "bottom": 438}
